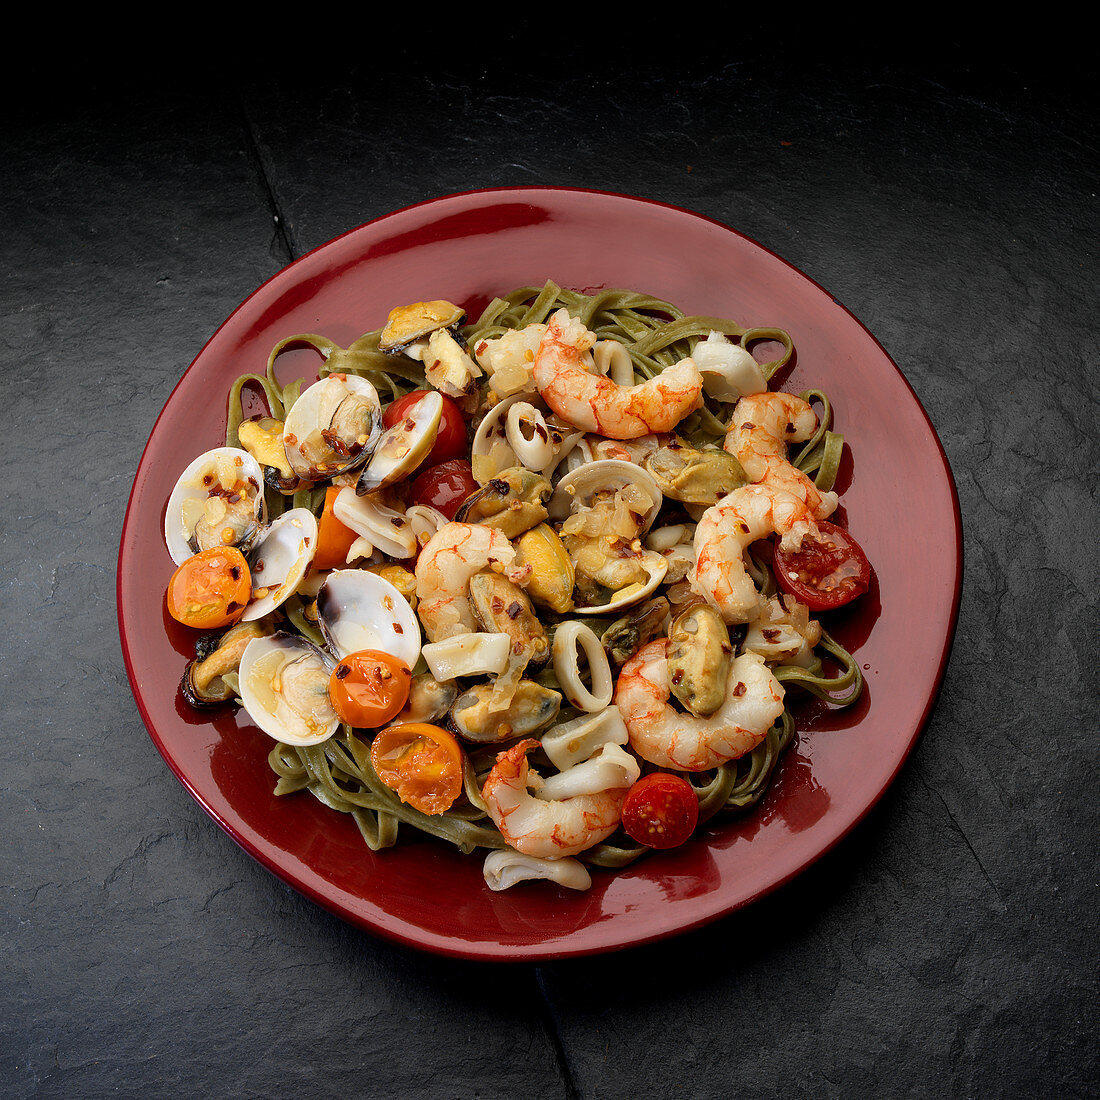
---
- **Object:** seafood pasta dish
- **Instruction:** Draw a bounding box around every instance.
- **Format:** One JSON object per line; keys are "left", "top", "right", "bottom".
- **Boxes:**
{"left": 163, "top": 283, "right": 870, "bottom": 893}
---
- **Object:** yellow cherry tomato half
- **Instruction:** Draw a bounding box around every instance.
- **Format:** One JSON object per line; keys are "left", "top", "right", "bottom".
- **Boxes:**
{"left": 369, "top": 722, "right": 465, "bottom": 816}
{"left": 312, "top": 486, "right": 359, "bottom": 571}
{"left": 328, "top": 650, "right": 412, "bottom": 729}
{"left": 166, "top": 546, "right": 252, "bottom": 630}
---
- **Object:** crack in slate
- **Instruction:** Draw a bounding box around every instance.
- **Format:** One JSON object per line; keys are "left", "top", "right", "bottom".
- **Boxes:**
{"left": 534, "top": 968, "right": 582, "bottom": 1099}
{"left": 237, "top": 97, "right": 297, "bottom": 265}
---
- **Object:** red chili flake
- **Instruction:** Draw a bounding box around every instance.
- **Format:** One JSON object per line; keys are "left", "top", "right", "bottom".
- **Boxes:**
{"left": 335, "top": 664, "right": 350, "bottom": 679}
{"left": 733, "top": 681, "right": 747, "bottom": 697}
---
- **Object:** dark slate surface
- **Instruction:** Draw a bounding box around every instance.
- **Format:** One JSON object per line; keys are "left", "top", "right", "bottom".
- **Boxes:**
{"left": 3, "top": 31, "right": 1096, "bottom": 1100}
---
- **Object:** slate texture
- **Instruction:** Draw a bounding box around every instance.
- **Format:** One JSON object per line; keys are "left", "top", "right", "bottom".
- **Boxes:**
{"left": 2, "top": 30, "right": 1096, "bottom": 1100}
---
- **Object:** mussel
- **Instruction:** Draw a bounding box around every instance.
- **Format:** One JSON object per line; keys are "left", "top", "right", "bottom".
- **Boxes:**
{"left": 449, "top": 680, "right": 561, "bottom": 743}
{"left": 454, "top": 466, "right": 552, "bottom": 539}
{"left": 666, "top": 601, "right": 733, "bottom": 717}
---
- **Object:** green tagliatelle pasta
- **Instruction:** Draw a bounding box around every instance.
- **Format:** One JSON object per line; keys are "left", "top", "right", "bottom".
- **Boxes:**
{"left": 215, "top": 280, "right": 865, "bottom": 876}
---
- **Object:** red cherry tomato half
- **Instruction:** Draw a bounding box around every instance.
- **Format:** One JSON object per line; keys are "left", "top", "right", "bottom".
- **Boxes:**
{"left": 621, "top": 772, "right": 700, "bottom": 850}
{"left": 407, "top": 459, "right": 479, "bottom": 520}
{"left": 772, "top": 520, "right": 872, "bottom": 611}
{"left": 383, "top": 390, "right": 467, "bottom": 466}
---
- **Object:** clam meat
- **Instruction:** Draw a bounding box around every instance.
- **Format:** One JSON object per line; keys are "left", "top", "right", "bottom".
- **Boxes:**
{"left": 281, "top": 373, "right": 382, "bottom": 481}
{"left": 238, "top": 633, "right": 340, "bottom": 746}
{"left": 164, "top": 447, "right": 266, "bottom": 566}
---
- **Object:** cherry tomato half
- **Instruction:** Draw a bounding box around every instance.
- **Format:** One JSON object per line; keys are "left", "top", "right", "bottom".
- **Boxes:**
{"left": 407, "top": 458, "right": 479, "bottom": 520}
{"left": 166, "top": 546, "right": 252, "bottom": 630}
{"left": 621, "top": 772, "right": 700, "bottom": 850}
{"left": 369, "top": 722, "right": 465, "bottom": 816}
{"left": 772, "top": 520, "right": 871, "bottom": 611}
{"left": 312, "top": 486, "right": 359, "bottom": 571}
{"left": 383, "top": 389, "right": 467, "bottom": 466}
{"left": 328, "top": 650, "right": 412, "bottom": 729}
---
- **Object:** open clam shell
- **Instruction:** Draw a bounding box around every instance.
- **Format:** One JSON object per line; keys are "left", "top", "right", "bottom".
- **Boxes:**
{"left": 238, "top": 633, "right": 339, "bottom": 746}
{"left": 573, "top": 550, "right": 669, "bottom": 616}
{"left": 281, "top": 373, "right": 382, "bottom": 481}
{"left": 241, "top": 507, "right": 318, "bottom": 621}
{"left": 548, "top": 459, "right": 664, "bottom": 535}
{"left": 314, "top": 568, "right": 421, "bottom": 670}
{"left": 164, "top": 447, "right": 266, "bottom": 566}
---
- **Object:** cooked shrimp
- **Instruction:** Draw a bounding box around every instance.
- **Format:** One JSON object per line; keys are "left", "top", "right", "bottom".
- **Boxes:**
{"left": 481, "top": 738, "right": 631, "bottom": 859}
{"left": 533, "top": 309, "right": 703, "bottom": 440}
{"left": 693, "top": 482, "right": 818, "bottom": 622}
{"left": 615, "top": 638, "right": 785, "bottom": 771}
{"left": 414, "top": 522, "right": 529, "bottom": 643}
{"left": 725, "top": 391, "right": 838, "bottom": 519}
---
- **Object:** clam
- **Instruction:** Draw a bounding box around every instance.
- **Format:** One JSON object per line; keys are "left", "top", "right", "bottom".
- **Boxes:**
{"left": 453, "top": 466, "right": 552, "bottom": 539}
{"left": 164, "top": 447, "right": 266, "bottom": 566}
{"left": 241, "top": 508, "right": 318, "bottom": 621}
{"left": 471, "top": 396, "right": 581, "bottom": 485}
{"left": 548, "top": 459, "right": 663, "bottom": 536}
{"left": 281, "top": 373, "right": 382, "bottom": 482}
{"left": 314, "top": 568, "right": 421, "bottom": 670}
{"left": 378, "top": 299, "right": 466, "bottom": 353}
{"left": 355, "top": 390, "right": 443, "bottom": 494}
{"left": 572, "top": 551, "right": 668, "bottom": 616}
{"left": 449, "top": 680, "right": 561, "bottom": 743}
{"left": 238, "top": 633, "right": 339, "bottom": 745}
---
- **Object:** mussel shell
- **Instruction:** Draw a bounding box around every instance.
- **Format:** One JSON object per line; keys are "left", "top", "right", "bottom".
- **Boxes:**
{"left": 449, "top": 680, "right": 561, "bottom": 743}
{"left": 468, "top": 572, "right": 550, "bottom": 667}
{"left": 643, "top": 440, "right": 746, "bottom": 505}
{"left": 378, "top": 300, "right": 465, "bottom": 352}
{"left": 454, "top": 466, "right": 552, "bottom": 539}
{"left": 667, "top": 601, "right": 733, "bottom": 717}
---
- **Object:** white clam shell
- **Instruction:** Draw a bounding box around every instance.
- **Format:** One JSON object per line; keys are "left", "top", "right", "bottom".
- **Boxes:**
{"left": 241, "top": 508, "right": 318, "bottom": 621}
{"left": 314, "top": 568, "right": 421, "bottom": 669}
{"left": 574, "top": 550, "right": 668, "bottom": 615}
{"left": 548, "top": 458, "right": 664, "bottom": 535}
{"left": 238, "top": 633, "right": 339, "bottom": 746}
{"left": 282, "top": 373, "right": 381, "bottom": 480}
{"left": 164, "top": 447, "right": 266, "bottom": 566}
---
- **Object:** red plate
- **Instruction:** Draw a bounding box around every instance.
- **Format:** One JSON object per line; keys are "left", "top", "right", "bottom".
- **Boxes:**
{"left": 117, "top": 188, "right": 961, "bottom": 960}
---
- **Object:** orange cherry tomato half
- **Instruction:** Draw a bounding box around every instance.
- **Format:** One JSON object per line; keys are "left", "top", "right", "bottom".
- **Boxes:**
{"left": 772, "top": 520, "right": 871, "bottom": 612}
{"left": 328, "top": 650, "right": 412, "bottom": 729}
{"left": 166, "top": 546, "right": 252, "bottom": 630}
{"left": 369, "top": 722, "right": 465, "bottom": 816}
{"left": 312, "top": 486, "right": 359, "bottom": 571}
{"left": 621, "top": 772, "right": 700, "bottom": 850}
{"left": 383, "top": 389, "right": 468, "bottom": 466}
